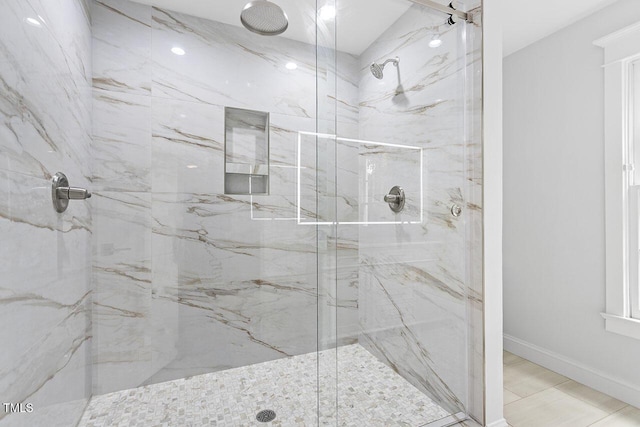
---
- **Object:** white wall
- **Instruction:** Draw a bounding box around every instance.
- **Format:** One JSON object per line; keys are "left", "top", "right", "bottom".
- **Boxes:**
{"left": 503, "top": 0, "right": 640, "bottom": 407}
{"left": 483, "top": 0, "right": 505, "bottom": 425}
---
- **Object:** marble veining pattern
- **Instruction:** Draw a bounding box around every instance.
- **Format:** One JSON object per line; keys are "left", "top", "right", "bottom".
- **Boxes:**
{"left": 91, "top": 90, "right": 152, "bottom": 192}
{"left": 0, "top": 0, "right": 484, "bottom": 424}
{"left": 87, "top": 0, "right": 482, "bottom": 420}
{"left": 91, "top": 0, "right": 152, "bottom": 95}
{"left": 355, "top": 2, "right": 482, "bottom": 416}
{"left": 90, "top": 0, "right": 360, "bottom": 394}
{"left": 0, "top": 0, "right": 92, "bottom": 185}
{"left": 0, "top": 0, "right": 93, "bottom": 425}
{"left": 79, "top": 344, "right": 450, "bottom": 427}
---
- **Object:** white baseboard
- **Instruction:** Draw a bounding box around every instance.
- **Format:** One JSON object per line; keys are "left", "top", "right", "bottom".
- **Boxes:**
{"left": 485, "top": 419, "right": 508, "bottom": 427}
{"left": 504, "top": 334, "right": 640, "bottom": 408}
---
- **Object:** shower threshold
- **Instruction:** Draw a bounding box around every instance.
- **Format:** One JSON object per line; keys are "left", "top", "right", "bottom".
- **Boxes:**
{"left": 79, "top": 344, "right": 456, "bottom": 427}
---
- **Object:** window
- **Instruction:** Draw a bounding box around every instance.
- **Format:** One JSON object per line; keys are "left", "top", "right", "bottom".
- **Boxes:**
{"left": 595, "top": 23, "right": 640, "bottom": 339}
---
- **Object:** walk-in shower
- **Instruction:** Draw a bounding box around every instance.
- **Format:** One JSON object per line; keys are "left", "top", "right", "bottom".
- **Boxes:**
{"left": 0, "top": 0, "right": 484, "bottom": 425}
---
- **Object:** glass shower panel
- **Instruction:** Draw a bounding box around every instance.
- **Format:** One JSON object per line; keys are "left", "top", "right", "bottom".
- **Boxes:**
{"left": 148, "top": 1, "right": 322, "bottom": 422}
{"left": 326, "top": 0, "right": 482, "bottom": 425}
{"left": 88, "top": 0, "right": 329, "bottom": 424}
{"left": 315, "top": 0, "right": 340, "bottom": 423}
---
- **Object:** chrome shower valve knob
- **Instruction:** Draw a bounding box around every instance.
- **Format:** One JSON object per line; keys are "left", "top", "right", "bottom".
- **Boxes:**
{"left": 56, "top": 186, "right": 91, "bottom": 200}
{"left": 384, "top": 186, "right": 405, "bottom": 213}
{"left": 52, "top": 172, "right": 91, "bottom": 213}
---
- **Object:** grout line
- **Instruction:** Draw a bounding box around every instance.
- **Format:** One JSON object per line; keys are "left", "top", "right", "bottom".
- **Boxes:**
{"left": 503, "top": 362, "right": 572, "bottom": 407}
{"left": 552, "top": 380, "right": 625, "bottom": 414}
{"left": 503, "top": 388, "right": 549, "bottom": 408}
{"left": 585, "top": 405, "right": 631, "bottom": 427}
{"left": 503, "top": 360, "right": 636, "bottom": 427}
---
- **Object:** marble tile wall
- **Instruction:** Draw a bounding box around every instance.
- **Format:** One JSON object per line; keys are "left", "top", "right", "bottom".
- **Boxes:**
{"left": 0, "top": 0, "right": 93, "bottom": 426}
{"left": 90, "top": 0, "right": 361, "bottom": 394}
{"left": 90, "top": 0, "right": 483, "bottom": 416}
{"left": 0, "top": 0, "right": 482, "bottom": 423}
{"left": 90, "top": 0, "right": 155, "bottom": 395}
{"left": 353, "top": 2, "right": 483, "bottom": 418}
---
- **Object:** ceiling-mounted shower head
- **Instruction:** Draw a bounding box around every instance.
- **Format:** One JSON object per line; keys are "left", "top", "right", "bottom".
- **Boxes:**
{"left": 240, "top": 0, "right": 289, "bottom": 36}
{"left": 369, "top": 57, "right": 399, "bottom": 80}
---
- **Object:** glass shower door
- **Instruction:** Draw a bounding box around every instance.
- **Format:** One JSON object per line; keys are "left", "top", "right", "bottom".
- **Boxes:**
{"left": 317, "top": 0, "right": 483, "bottom": 425}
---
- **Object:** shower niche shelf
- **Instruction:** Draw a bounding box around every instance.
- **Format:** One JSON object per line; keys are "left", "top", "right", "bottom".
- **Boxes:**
{"left": 224, "top": 107, "right": 269, "bottom": 195}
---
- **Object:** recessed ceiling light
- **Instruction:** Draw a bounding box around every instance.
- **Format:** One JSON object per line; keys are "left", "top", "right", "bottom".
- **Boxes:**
{"left": 186, "top": 165, "right": 198, "bottom": 169}
{"left": 171, "top": 47, "right": 186, "bottom": 56}
{"left": 429, "top": 39, "right": 442, "bottom": 48}
{"left": 319, "top": 5, "right": 336, "bottom": 20}
{"left": 25, "top": 17, "right": 42, "bottom": 27}
{"left": 285, "top": 62, "right": 297, "bottom": 70}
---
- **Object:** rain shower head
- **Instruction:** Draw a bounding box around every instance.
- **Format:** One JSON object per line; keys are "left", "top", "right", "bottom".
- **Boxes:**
{"left": 369, "top": 57, "right": 399, "bottom": 80}
{"left": 240, "top": 0, "right": 289, "bottom": 36}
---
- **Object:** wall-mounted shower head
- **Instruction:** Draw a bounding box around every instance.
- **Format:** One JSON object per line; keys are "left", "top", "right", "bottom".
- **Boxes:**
{"left": 369, "top": 57, "right": 399, "bottom": 80}
{"left": 241, "top": 0, "right": 289, "bottom": 36}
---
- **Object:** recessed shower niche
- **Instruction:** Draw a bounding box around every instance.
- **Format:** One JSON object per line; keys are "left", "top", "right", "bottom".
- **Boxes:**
{"left": 224, "top": 107, "right": 269, "bottom": 195}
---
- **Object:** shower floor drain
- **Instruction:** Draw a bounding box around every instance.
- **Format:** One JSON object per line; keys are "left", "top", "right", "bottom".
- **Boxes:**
{"left": 256, "top": 409, "right": 276, "bottom": 423}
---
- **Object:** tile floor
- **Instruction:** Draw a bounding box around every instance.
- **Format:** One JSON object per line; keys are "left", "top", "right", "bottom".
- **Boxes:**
{"left": 79, "top": 344, "right": 452, "bottom": 427}
{"left": 504, "top": 351, "right": 640, "bottom": 427}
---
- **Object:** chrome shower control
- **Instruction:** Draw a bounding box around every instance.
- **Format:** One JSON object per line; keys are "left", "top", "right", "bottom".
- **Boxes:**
{"left": 384, "top": 186, "right": 405, "bottom": 213}
{"left": 451, "top": 204, "right": 462, "bottom": 217}
{"left": 52, "top": 172, "right": 91, "bottom": 213}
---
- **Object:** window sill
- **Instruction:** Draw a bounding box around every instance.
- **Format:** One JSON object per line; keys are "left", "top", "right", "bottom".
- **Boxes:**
{"left": 601, "top": 313, "right": 640, "bottom": 340}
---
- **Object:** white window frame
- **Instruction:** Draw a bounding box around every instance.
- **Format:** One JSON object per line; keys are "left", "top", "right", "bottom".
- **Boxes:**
{"left": 631, "top": 60, "right": 640, "bottom": 320}
{"left": 595, "top": 22, "right": 640, "bottom": 340}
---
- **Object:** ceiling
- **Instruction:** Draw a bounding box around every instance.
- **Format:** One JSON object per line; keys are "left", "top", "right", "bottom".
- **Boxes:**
{"left": 129, "top": 0, "right": 417, "bottom": 56}
{"left": 502, "top": 0, "right": 619, "bottom": 57}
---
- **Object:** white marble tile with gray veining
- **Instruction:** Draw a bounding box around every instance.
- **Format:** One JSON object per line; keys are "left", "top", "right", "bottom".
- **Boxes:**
{"left": 0, "top": 169, "right": 91, "bottom": 372}
{"left": 91, "top": 191, "right": 155, "bottom": 394}
{"left": 91, "top": 0, "right": 152, "bottom": 94}
{"left": 146, "top": 190, "right": 321, "bottom": 382}
{"left": 92, "top": 90, "right": 151, "bottom": 192}
{"left": 26, "top": 0, "right": 92, "bottom": 83}
{"left": 83, "top": 0, "right": 483, "bottom": 416}
{"left": 0, "top": 0, "right": 92, "bottom": 425}
{"left": 147, "top": 271, "right": 318, "bottom": 383}
{"left": 0, "top": 0, "right": 92, "bottom": 184}
{"left": 358, "top": 245, "right": 469, "bottom": 411}
{"left": 0, "top": 294, "right": 90, "bottom": 426}
{"left": 151, "top": 7, "right": 316, "bottom": 118}
{"left": 151, "top": 98, "right": 224, "bottom": 194}
{"left": 355, "top": 2, "right": 479, "bottom": 417}
{"left": 151, "top": 192, "right": 318, "bottom": 284}
{"left": 150, "top": 6, "right": 359, "bottom": 124}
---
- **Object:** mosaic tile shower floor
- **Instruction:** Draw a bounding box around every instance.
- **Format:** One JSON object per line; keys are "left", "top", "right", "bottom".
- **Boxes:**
{"left": 79, "top": 344, "right": 451, "bottom": 427}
